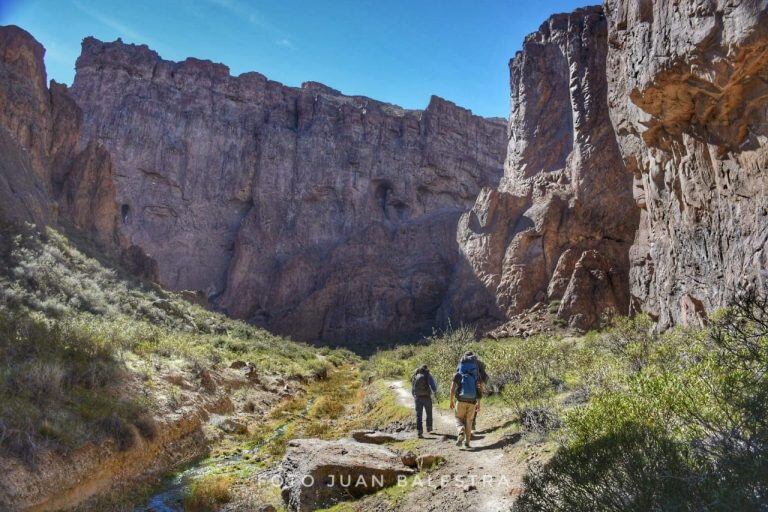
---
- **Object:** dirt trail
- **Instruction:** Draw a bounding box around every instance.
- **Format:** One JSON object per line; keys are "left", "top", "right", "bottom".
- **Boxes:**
{"left": 379, "top": 380, "right": 526, "bottom": 512}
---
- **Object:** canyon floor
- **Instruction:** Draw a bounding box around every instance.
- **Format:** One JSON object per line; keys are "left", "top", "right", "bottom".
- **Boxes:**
{"left": 369, "top": 381, "right": 526, "bottom": 512}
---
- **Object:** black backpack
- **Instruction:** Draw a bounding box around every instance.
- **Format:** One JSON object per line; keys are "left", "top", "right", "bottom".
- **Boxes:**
{"left": 413, "top": 372, "right": 431, "bottom": 397}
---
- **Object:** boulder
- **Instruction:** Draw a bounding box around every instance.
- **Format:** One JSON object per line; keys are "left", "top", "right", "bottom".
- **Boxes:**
{"left": 401, "top": 451, "right": 417, "bottom": 468}
{"left": 218, "top": 418, "right": 248, "bottom": 435}
{"left": 280, "top": 438, "right": 414, "bottom": 512}
{"left": 415, "top": 454, "right": 445, "bottom": 470}
{"left": 350, "top": 430, "right": 408, "bottom": 444}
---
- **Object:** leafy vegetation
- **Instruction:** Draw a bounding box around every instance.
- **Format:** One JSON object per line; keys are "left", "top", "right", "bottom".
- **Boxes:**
{"left": 369, "top": 295, "right": 768, "bottom": 510}
{"left": 517, "top": 293, "right": 768, "bottom": 511}
{"left": 366, "top": 324, "right": 602, "bottom": 427}
{"left": 0, "top": 222, "right": 343, "bottom": 463}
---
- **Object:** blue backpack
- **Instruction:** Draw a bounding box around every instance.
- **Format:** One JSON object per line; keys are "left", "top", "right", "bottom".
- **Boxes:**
{"left": 457, "top": 359, "right": 479, "bottom": 401}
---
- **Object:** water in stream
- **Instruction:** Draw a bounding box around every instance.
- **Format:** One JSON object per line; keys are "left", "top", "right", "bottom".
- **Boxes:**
{"left": 134, "top": 416, "right": 291, "bottom": 511}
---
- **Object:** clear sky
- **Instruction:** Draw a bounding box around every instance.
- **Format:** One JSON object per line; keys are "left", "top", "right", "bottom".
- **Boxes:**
{"left": 1, "top": 0, "right": 592, "bottom": 118}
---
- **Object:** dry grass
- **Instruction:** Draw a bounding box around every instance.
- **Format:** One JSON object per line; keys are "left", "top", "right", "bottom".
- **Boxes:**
{"left": 183, "top": 474, "right": 234, "bottom": 511}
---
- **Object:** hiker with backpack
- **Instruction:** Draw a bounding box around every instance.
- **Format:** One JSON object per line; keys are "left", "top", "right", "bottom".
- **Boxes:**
{"left": 449, "top": 351, "right": 488, "bottom": 448}
{"left": 411, "top": 364, "right": 437, "bottom": 438}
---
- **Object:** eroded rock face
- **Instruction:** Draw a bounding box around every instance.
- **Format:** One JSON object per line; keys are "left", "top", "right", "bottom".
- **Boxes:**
{"left": 0, "top": 25, "right": 124, "bottom": 254}
{"left": 70, "top": 38, "right": 506, "bottom": 346}
{"left": 448, "top": 7, "right": 639, "bottom": 330}
{"left": 605, "top": 0, "right": 768, "bottom": 326}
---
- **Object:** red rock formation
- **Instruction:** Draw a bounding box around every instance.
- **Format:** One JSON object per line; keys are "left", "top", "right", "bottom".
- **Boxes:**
{"left": 0, "top": 25, "right": 125, "bottom": 255}
{"left": 69, "top": 38, "right": 506, "bottom": 346}
{"left": 448, "top": 7, "right": 639, "bottom": 331}
{"left": 605, "top": 0, "right": 768, "bottom": 326}
{"left": 7, "top": 0, "right": 766, "bottom": 342}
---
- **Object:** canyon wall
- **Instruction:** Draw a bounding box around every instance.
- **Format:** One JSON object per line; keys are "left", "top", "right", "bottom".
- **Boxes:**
{"left": 447, "top": 7, "right": 639, "bottom": 331}
{"left": 0, "top": 25, "right": 128, "bottom": 257}
{"left": 5, "top": 0, "right": 767, "bottom": 343}
{"left": 69, "top": 39, "right": 506, "bottom": 346}
{"left": 605, "top": 0, "right": 768, "bottom": 326}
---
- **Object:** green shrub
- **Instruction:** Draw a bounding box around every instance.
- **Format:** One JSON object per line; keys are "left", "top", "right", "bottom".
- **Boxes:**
{"left": 518, "top": 424, "right": 694, "bottom": 512}
{"left": 516, "top": 292, "right": 768, "bottom": 511}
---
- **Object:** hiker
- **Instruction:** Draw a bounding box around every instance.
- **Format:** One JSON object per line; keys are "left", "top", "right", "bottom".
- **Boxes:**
{"left": 449, "top": 351, "right": 488, "bottom": 448}
{"left": 411, "top": 364, "right": 437, "bottom": 437}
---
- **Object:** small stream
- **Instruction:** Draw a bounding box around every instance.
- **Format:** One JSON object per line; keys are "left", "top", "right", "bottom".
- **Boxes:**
{"left": 133, "top": 409, "right": 300, "bottom": 511}
{"left": 134, "top": 461, "right": 212, "bottom": 512}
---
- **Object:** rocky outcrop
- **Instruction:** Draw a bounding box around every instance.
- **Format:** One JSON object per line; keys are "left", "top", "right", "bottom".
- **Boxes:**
{"left": 605, "top": 0, "right": 768, "bottom": 326}
{"left": 69, "top": 38, "right": 506, "bottom": 347}
{"left": 279, "top": 438, "right": 414, "bottom": 512}
{"left": 0, "top": 25, "right": 126, "bottom": 255}
{"left": 448, "top": 7, "right": 639, "bottom": 330}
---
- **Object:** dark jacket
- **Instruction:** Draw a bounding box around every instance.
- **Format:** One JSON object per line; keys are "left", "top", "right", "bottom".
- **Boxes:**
{"left": 412, "top": 370, "right": 437, "bottom": 397}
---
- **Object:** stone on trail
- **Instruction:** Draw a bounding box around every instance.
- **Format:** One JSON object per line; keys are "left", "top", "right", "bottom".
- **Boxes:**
{"left": 350, "top": 429, "right": 408, "bottom": 444}
{"left": 401, "top": 451, "right": 417, "bottom": 468}
{"left": 416, "top": 454, "right": 445, "bottom": 470}
{"left": 280, "top": 438, "right": 414, "bottom": 512}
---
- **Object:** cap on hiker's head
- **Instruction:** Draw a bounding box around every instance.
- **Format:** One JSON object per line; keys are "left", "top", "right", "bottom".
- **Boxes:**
{"left": 464, "top": 351, "right": 474, "bottom": 357}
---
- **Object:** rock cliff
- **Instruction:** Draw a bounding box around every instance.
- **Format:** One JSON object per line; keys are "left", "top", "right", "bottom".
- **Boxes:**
{"left": 0, "top": 25, "right": 125, "bottom": 254}
{"left": 69, "top": 39, "right": 506, "bottom": 346}
{"left": 605, "top": 0, "right": 768, "bottom": 326}
{"left": 5, "top": 0, "right": 767, "bottom": 342}
{"left": 448, "top": 7, "right": 639, "bottom": 331}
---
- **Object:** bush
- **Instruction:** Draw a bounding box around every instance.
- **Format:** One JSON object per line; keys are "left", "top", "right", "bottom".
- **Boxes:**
{"left": 519, "top": 407, "right": 561, "bottom": 433}
{"left": 133, "top": 414, "right": 158, "bottom": 441}
{"left": 184, "top": 474, "right": 234, "bottom": 511}
{"left": 518, "top": 424, "right": 694, "bottom": 512}
{"left": 7, "top": 360, "right": 66, "bottom": 400}
{"left": 0, "top": 419, "right": 40, "bottom": 465}
{"left": 99, "top": 415, "right": 136, "bottom": 451}
{"left": 494, "top": 335, "right": 576, "bottom": 413}
{"left": 516, "top": 292, "right": 768, "bottom": 511}
{"left": 599, "top": 314, "right": 656, "bottom": 373}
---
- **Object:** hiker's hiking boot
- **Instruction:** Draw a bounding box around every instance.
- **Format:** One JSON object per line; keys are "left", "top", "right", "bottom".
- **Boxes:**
{"left": 417, "top": 432, "right": 424, "bottom": 438}
{"left": 464, "top": 441, "right": 471, "bottom": 449}
{"left": 456, "top": 432, "right": 464, "bottom": 446}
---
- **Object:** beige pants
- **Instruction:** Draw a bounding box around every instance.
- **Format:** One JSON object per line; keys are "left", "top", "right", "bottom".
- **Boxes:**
{"left": 455, "top": 401, "right": 477, "bottom": 443}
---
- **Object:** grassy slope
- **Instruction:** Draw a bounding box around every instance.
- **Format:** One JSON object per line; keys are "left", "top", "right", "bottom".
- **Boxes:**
{"left": 0, "top": 220, "right": 353, "bottom": 464}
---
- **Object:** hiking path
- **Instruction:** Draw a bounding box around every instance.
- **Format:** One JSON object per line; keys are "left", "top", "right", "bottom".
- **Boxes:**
{"left": 377, "top": 380, "right": 528, "bottom": 512}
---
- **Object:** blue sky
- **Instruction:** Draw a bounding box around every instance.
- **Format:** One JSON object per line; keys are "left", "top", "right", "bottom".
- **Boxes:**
{"left": 1, "top": 0, "right": 591, "bottom": 118}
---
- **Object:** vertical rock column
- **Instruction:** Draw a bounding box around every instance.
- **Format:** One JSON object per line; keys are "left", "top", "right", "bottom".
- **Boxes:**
{"left": 449, "top": 6, "right": 639, "bottom": 331}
